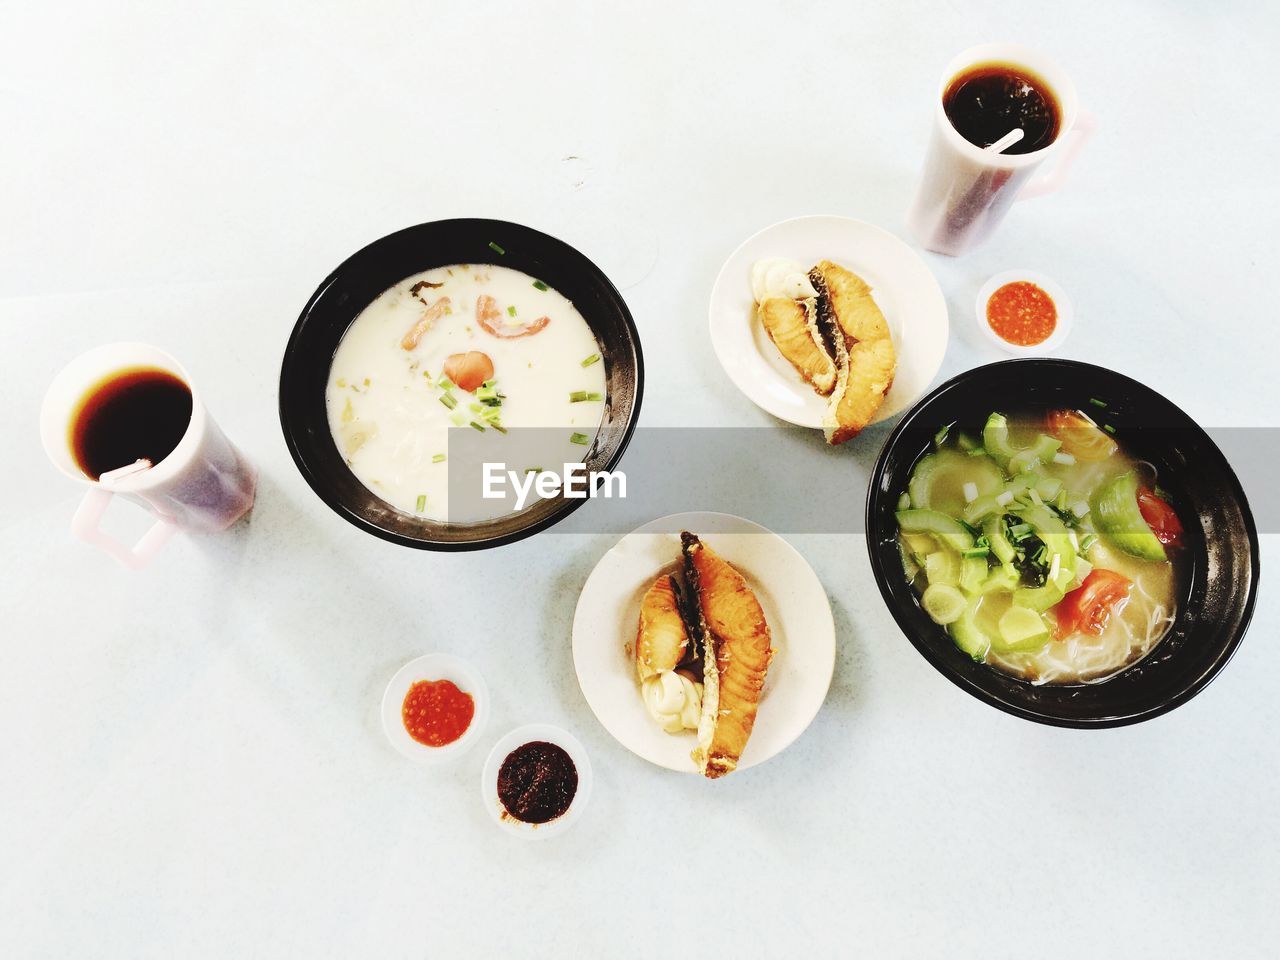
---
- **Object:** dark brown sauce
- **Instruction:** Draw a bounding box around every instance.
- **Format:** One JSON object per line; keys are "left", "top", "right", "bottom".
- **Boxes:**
{"left": 70, "top": 367, "right": 192, "bottom": 480}
{"left": 943, "top": 62, "right": 1060, "bottom": 155}
{"left": 496, "top": 741, "right": 577, "bottom": 825}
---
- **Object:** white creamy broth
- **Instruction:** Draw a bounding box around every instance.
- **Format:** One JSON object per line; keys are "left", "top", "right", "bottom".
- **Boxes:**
{"left": 326, "top": 264, "right": 606, "bottom": 520}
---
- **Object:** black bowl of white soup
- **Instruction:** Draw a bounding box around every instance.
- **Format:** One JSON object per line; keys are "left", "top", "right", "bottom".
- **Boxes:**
{"left": 866, "top": 359, "right": 1258, "bottom": 727}
{"left": 280, "top": 220, "right": 643, "bottom": 550}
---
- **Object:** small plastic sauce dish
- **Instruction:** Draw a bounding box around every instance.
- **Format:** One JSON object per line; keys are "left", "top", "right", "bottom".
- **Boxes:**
{"left": 976, "top": 270, "right": 1072, "bottom": 356}
{"left": 481, "top": 723, "right": 593, "bottom": 840}
{"left": 381, "top": 653, "right": 489, "bottom": 764}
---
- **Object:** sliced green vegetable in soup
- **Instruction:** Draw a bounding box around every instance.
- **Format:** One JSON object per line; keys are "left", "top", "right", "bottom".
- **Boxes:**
{"left": 897, "top": 409, "right": 1182, "bottom": 684}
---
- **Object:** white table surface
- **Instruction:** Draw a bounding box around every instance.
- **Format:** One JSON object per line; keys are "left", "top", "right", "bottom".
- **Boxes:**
{"left": 3, "top": 2, "right": 1277, "bottom": 957}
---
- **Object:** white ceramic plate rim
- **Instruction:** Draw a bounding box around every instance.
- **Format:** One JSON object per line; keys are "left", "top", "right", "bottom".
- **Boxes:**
{"left": 480, "top": 723, "right": 594, "bottom": 839}
{"left": 572, "top": 511, "right": 835, "bottom": 775}
{"left": 380, "top": 653, "right": 490, "bottom": 763}
{"left": 708, "top": 214, "right": 949, "bottom": 429}
{"left": 975, "top": 269, "right": 1074, "bottom": 356}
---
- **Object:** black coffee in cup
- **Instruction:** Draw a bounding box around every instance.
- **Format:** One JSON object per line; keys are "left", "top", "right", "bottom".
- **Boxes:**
{"left": 943, "top": 63, "right": 1061, "bottom": 154}
{"left": 70, "top": 367, "right": 192, "bottom": 479}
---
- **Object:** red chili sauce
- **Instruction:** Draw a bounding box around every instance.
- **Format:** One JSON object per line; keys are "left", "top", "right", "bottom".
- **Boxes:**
{"left": 496, "top": 741, "right": 578, "bottom": 824}
{"left": 401, "top": 678, "right": 475, "bottom": 747}
{"left": 986, "top": 281, "right": 1057, "bottom": 346}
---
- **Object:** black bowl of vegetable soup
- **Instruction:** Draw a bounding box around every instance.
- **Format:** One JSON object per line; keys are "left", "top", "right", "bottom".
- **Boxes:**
{"left": 280, "top": 219, "right": 643, "bottom": 551}
{"left": 866, "top": 358, "right": 1258, "bottom": 727}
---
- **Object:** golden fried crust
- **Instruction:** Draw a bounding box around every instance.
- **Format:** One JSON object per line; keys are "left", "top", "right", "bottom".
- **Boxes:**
{"left": 824, "top": 338, "right": 897, "bottom": 444}
{"left": 635, "top": 575, "right": 688, "bottom": 682}
{"left": 812, "top": 260, "right": 897, "bottom": 445}
{"left": 758, "top": 297, "right": 837, "bottom": 395}
{"left": 813, "top": 260, "right": 891, "bottom": 344}
{"left": 683, "top": 534, "right": 772, "bottom": 779}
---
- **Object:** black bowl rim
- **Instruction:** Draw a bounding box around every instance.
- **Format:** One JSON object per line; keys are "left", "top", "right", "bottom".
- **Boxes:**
{"left": 864, "top": 357, "right": 1260, "bottom": 728}
{"left": 279, "top": 218, "right": 645, "bottom": 552}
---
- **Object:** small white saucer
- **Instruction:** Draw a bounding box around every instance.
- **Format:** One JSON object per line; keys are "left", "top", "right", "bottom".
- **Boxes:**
{"left": 481, "top": 724, "right": 593, "bottom": 839}
{"left": 708, "top": 215, "right": 949, "bottom": 430}
{"left": 975, "top": 269, "right": 1073, "bottom": 356}
{"left": 380, "top": 653, "right": 490, "bottom": 763}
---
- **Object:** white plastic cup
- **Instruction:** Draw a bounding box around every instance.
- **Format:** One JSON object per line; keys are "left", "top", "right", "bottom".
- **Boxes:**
{"left": 39, "top": 343, "right": 257, "bottom": 569}
{"left": 907, "top": 43, "right": 1096, "bottom": 257}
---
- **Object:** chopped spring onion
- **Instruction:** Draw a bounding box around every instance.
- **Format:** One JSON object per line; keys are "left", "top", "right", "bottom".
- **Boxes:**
{"left": 1071, "top": 500, "right": 1090, "bottom": 517}
{"left": 1103, "top": 424, "right": 1117, "bottom": 434}
{"left": 935, "top": 424, "right": 950, "bottom": 447}
{"left": 1080, "top": 533, "right": 1098, "bottom": 552}
{"left": 469, "top": 421, "right": 486, "bottom": 432}
{"left": 415, "top": 494, "right": 427, "bottom": 512}
{"left": 488, "top": 240, "right": 505, "bottom": 255}
{"left": 432, "top": 453, "right": 446, "bottom": 464}
{"left": 469, "top": 402, "right": 483, "bottom": 413}
{"left": 962, "top": 546, "right": 990, "bottom": 559}
{"left": 450, "top": 410, "right": 468, "bottom": 427}
{"left": 1009, "top": 522, "right": 1033, "bottom": 539}
{"left": 507, "top": 305, "right": 517, "bottom": 317}
{"left": 922, "top": 583, "right": 967, "bottom": 625}
{"left": 966, "top": 447, "right": 989, "bottom": 457}
{"left": 569, "top": 432, "right": 590, "bottom": 445}
{"left": 439, "top": 393, "right": 458, "bottom": 410}
{"left": 1089, "top": 397, "right": 1108, "bottom": 408}
{"left": 569, "top": 390, "right": 589, "bottom": 402}
{"left": 437, "top": 376, "right": 453, "bottom": 390}
{"left": 525, "top": 466, "right": 543, "bottom": 474}
{"left": 581, "top": 353, "right": 601, "bottom": 368}
{"left": 1052, "top": 451, "right": 1077, "bottom": 466}
{"left": 491, "top": 423, "right": 508, "bottom": 434}
{"left": 996, "top": 490, "right": 1014, "bottom": 506}
{"left": 962, "top": 482, "right": 979, "bottom": 504}
{"left": 532, "top": 279, "right": 548, "bottom": 291}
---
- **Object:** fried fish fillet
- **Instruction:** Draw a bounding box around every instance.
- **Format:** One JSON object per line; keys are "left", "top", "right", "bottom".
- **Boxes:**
{"left": 635, "top": 574, "right": 689, "bottom": 682}
{"left": 757, "top": 297, "right": 837, "bottom": 395}
{"left": 682, "top": 532, "right": 772, "bottom": 779}
{"left": 810, "top": 260, "right": 896, "bottom": 445}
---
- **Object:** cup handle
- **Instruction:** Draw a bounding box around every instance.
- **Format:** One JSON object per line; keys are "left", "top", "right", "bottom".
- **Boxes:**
{"left": 1018, "top": 108, "right": 1097, "bottom": 201}
{"left": 70, "top": 487, "right": 178, "bottom": 570}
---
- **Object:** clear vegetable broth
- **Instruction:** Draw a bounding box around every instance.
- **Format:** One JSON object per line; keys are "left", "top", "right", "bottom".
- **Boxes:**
{"left": 897, "top": 409, "right": 1185, "bottom": 684}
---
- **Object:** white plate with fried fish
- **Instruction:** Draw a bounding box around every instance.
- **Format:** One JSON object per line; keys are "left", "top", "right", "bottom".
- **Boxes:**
{"left": 572, "top": 512, "right": 835, "bottom": 777}
{"left": 709, "top": 215, "right": 948, "bottom": 438}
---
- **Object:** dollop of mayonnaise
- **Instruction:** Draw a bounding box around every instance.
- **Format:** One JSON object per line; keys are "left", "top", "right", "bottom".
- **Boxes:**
{"left": 751, "top": 258, "right": 818, "bottom": 303}
{"left": 641, "top": 671, "right": 703, "bottom": 734}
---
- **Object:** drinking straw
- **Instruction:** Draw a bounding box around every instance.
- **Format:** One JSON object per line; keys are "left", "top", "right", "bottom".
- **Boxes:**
{"left": 99, "top": 459, "right": 152, "bottom": 485}
{"left": 986, "top": 128, "right": 1025, "bottom": 154}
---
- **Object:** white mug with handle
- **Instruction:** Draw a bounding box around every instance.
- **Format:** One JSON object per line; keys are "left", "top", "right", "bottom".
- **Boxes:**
{"left": 40, "top": 343, "right": 257, "bottom": 569}
{"left": 907, "top": 43, "right": 1096, "bottom": 256}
